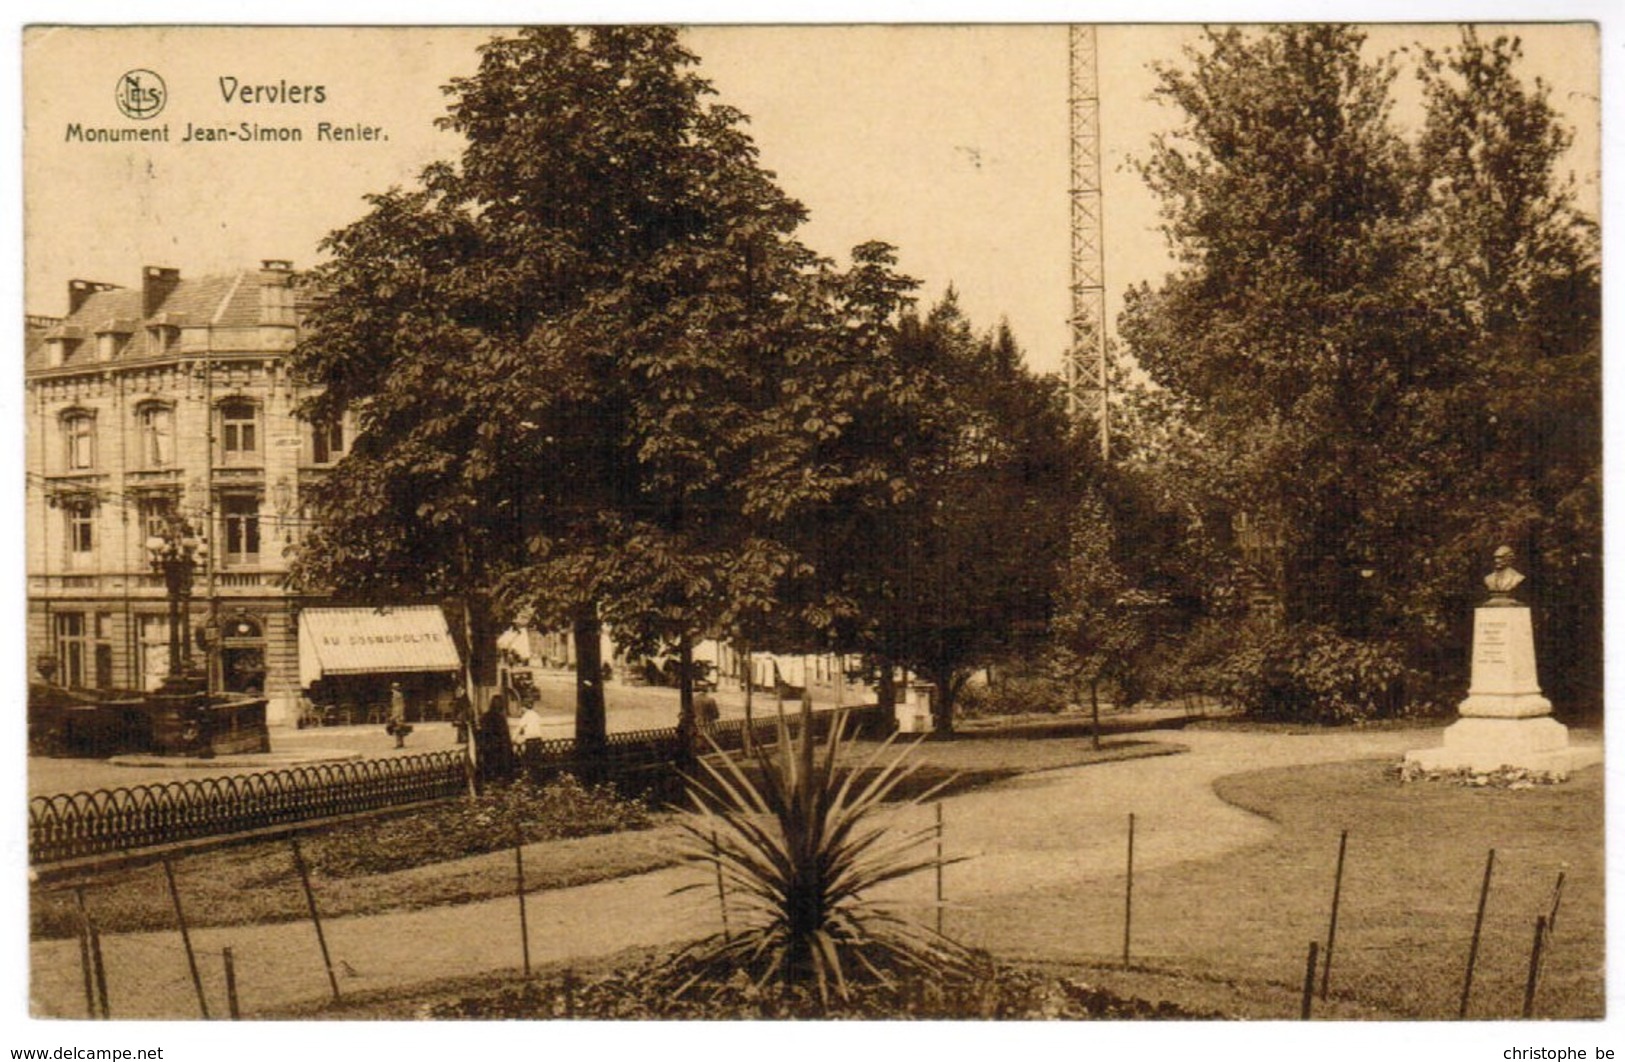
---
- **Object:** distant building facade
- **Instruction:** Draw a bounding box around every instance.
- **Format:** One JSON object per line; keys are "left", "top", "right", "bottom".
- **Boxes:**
{"left": 24, "top": 261, "right": 360, "bottom": 726}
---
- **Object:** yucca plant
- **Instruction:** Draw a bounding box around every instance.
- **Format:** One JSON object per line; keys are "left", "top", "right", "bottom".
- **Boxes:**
{"left": 666, "top": 701, "right": 973, "bottom": 1007}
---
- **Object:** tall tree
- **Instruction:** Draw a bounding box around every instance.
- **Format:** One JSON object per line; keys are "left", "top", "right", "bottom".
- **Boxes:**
{"left": 291, "top": 28, "right": 827, "bottom": 751}
{"left": 1122, "top": 25, "right": 1419, "bottom": 632}
{"left": 1407, "top": 29, "right": 1601, "bottom": 708}
{"left": 801, "top": 292, "right": 1080, "bottom": 733}
{"left": 1119, "top": 25, "right": 1600, "bottom": 714}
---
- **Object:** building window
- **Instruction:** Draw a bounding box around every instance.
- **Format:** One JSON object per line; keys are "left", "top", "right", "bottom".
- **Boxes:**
{"left": 97, "top": 332, "right": 130, "bottom": 360}
{"left": 65, "top": 500, "right": 95, "bottom": 563}
{"left": 137, "top": 404, "right": 174, "bottom": 468}
{"left": 311, "top": 416, "right": 346, "bottom": 465}
{"left": 219, "top": 401, "right": 259, "bottom": 464}
{"left": 138, "top": 614, "right": 172, "bottom": 691}
{"left": 94, "top": 612, "right": 114, "bottom": 689}
{"left": 221, "top": 494, "right": 260, "bottom": 566}
{"left": 146, "top": 325, "right": 179, "bottom": 354}
{"left": 62, "top": 411, "right": 96, "bottom": 471}
{"left": 54, "top": 613, "right": 86, "bottom": 688}
{"left": 56, "top": 611, "right": 114, "bottom": 690}
{"left": 138, "top": 495, "right": 175, "bottom": 542}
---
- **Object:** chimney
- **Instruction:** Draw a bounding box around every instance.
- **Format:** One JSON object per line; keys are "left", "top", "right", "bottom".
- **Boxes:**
{"left": 142, "top": 266, "right": 181, "bottom": 317}
{"left": 259, "top": 259, "right": 297, "bottom": 325}
{"left": 68, "top": 279, "right": 121, "bottom": 316}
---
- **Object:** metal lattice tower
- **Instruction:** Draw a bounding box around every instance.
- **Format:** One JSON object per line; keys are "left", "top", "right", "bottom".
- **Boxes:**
{"left": 1067, "top": 25, "right": 1109, "bottom": 460}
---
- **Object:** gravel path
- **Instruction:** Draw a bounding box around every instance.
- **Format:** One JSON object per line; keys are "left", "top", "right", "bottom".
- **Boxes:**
{"left": 30, "top": 725, "right": 1449, "bottom": 1018}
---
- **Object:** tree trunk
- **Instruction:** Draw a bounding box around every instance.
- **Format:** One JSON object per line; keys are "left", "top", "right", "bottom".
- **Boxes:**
{"left": 459, "top": 595, "right": 501, "bottom": 701}
{"left": 1089, "top": 676, "right": 1102, "bottom": 751}
{"left": 930, "top": 665, "right": 956, "bottom": 736}
{"left": 741, "top": 644, "right": 754, "bottom": 754}
{"left": 876, "top": 659, "right": 897, "bottom": 713}
{"left": 573, "top": 606, "right": 607, "bottom": 773}
{"left": 676, "top": 633, "right": 697, "bottom": 763}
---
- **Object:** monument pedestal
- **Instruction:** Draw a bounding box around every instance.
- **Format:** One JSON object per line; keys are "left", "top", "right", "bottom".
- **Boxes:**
{"left": 1406, "top": 605, "right": 1599, "bottom": 775}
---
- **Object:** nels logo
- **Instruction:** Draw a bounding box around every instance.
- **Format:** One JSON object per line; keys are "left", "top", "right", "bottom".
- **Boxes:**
{"left": 115, "top": 69, "right": 167, "bottom": 120}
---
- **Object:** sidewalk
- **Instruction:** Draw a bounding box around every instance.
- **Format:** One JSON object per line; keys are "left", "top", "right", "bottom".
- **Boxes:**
{"left": 29, "top": 722, "right": 1509, "bottom": 1019}
{"left": 27, "top": 678, "right": 861, "bottom": 798}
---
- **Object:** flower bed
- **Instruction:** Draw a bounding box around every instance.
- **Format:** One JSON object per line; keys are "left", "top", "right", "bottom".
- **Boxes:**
{"left": 306, "top": 775, "right": 654, "bottom": 877}
{"left": 423, "top": 953, "right": 1225, "bottom": 1019}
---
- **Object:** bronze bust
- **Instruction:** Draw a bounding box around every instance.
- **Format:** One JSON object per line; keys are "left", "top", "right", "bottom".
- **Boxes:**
{"left": 1483, "top": 545, "right": 1525, "bottom": 605}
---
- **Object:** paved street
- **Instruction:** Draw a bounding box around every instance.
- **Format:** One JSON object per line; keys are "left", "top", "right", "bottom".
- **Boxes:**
{"left": 32, "top": 721, "right": 1569, "bottom": 1019}
{"left": 27, "top": 673, "right": 816, "bottom": 798}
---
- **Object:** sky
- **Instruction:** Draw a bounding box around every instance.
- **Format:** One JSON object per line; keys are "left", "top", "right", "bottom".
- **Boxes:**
{"left": 21, "top": 22, "right": 1600, "bottom": 377}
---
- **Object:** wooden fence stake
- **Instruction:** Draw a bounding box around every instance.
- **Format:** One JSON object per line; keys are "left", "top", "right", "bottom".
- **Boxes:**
{"left": 514, "top": 831, "right": 532, "bottom": 979}
{"left": 935, "top": 801, "right": 945, "bottom": 937}
{"left": 1522, "top": 915, "right": 1548, "bottom": 1018}
{"left": 88, "top": 922, "right": 110, "bottom": 1019}
{"left": 162, "top": 857, "right": 209, "bottom": 1019}
{"left": 711, "top": 831, "right": 731, "bottom": 942}
{"left": 1546, "top": 871, "right": 1567, "bottom": 934}
{"left": 288, "top": 837, "right": 340, "bottom": 1003}
{"left": 1301, "top": 941, "right": 1319, "bottom": 1019}
{"left": 1321, "top": 829, "right": 1348, "bottom": 1001}
{"left": 1459, "top": 847, "right": 1496, "bottom": 1019}
{"left": 73, "top": 887, "right": 95, "bottom": 1018}
{"left": 1123, "top": 812, "right": 1135, "bottom": 967}
{"left": 222, "top": 947, "right": 240, "bottom": 1020}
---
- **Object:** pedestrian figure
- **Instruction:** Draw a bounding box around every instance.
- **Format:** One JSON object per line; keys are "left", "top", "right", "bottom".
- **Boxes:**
{"left": 450, "top": 690, "right": 472, "bottom": 744}
{"left": 476, "top": 694, "right": 516, "bottom": 785}
{"left": 514, "top": 698, "right": 547, "bottom": 783}
{"left": 386, "top": 681, "right": 413, "bottom": 748}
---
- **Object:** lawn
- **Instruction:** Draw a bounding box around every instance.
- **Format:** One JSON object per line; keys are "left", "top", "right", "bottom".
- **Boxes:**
{"left": 34, "top": 730, "right": 1599, "bottom": 1021}
{"left": 32, "top": 732, "right": 1174, "bottom": 941}
{"left": 945, "top": 758, "right": 1603, "bottom": 1020}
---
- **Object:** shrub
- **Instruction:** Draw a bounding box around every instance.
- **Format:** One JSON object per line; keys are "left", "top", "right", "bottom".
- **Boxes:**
{"left": 307, "top": 774, "right": 653, "bottom": 877}
{"left": 958, "top": 673, "right": 1071, "bottom": 717}
{"left": 668, "top": 704, "right": 972, "bottom": 1007}
{"left": 1141, "top": 616, "right": 1238, "bottom": 704}
{"left": 1206, "top": 622, "right": 1423, "bottom": 725}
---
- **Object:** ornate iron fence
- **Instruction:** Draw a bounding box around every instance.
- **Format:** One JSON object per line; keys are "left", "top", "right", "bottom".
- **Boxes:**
{"left": 30, "top": 703, "right": 889, "bottom": 866}
{"left": 30, "top": 750, "right": 470, "bottom": 865}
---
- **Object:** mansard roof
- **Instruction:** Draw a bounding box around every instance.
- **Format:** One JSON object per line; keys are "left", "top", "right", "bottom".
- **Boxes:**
{"left": 24, "top": 264, "right": 314, "bottom": 373}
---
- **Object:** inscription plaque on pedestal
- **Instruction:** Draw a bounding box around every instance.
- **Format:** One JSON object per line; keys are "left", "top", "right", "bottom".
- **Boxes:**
{"left": 1459, "top": 606, "right": 1548, "bottom": 718}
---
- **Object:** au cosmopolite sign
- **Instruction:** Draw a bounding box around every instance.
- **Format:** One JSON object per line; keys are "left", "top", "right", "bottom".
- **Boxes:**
{"left": 319, "top": 631, "right": 449, "bottom": 648}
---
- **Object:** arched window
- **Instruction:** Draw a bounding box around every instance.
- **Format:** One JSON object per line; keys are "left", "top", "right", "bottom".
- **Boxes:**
{"left": 136, "top": 402, "right": 174, "bottom": 468}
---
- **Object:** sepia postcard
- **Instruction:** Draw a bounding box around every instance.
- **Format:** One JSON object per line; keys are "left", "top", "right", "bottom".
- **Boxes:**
{"left": 13, "top": 12, "right": 1613, "bottom": 1058}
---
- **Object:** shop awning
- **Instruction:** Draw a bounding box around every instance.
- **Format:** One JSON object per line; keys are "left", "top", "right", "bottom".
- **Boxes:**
{"left": 298, "top": 606, "right": 461, "bottom": 688}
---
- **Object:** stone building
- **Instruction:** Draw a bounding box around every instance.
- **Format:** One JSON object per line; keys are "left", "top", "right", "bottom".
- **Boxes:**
{"left": 25, "top": 261, "right": 460, "bottom": 727}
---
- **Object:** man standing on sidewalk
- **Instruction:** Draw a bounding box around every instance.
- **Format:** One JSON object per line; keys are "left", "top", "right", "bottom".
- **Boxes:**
{"left": 514, "top": 697, "right": 547, "bottom": 782}
{"left": 386, "top": 681, "right": 413, "bottom": 748}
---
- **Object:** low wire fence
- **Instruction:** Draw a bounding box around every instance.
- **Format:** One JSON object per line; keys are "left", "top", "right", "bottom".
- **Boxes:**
{"left": 30, "top": 704, "right": 889, "bottom": 866}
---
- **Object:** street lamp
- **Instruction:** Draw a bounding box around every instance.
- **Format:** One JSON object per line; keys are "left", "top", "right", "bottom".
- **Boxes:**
{"left": 145, "top": 512, "right": 207, "bottom": 689}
